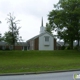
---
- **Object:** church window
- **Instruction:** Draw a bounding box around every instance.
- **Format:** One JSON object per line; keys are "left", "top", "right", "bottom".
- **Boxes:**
{"left": 45, "top": 36, "right": 49, "bottom": 42}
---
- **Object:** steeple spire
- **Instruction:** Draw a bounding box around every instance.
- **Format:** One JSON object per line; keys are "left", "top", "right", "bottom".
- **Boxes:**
{"left": 41, "top": 17, "right": 43, "bottom": 27}
{"left": 40, "top": 17, "right": 45, "bottom": 34}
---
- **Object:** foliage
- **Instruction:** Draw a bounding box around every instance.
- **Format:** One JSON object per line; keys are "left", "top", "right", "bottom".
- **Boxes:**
{"left": 4, "top": 13, "right": 21, "bottom": 49}
{"left": 65, "top": 46, "right": 71, "bottom": 50}
{"left": 61, "top": 45, "right": 65, "bottom": 50}
{"left": 0, "top": 34, "right": 3, "bottom": 41}
{"left": 0, "top": 30, "right": 1, "bottom": 41}
{"left": 0, "top": 21, "right": 3, "bottom": 41}
{"left": 48, "top": 0, "right": 80, "bottom": 49}
{"left": 45, "top": 23, "right": 52, "bottom": 33}
{"left": 73, "top": 45, "right": 78, "bottom": 50}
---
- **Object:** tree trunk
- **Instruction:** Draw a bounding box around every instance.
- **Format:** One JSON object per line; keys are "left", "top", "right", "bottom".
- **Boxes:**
{"left": 70, "top": 39, "right": 73, "bottom": 49}
{"left": 77, "top": 38, "right": 80, "bottom": 51}
{"left": 13, "top": 38, "right": 15, "bottom": 50}
{"left": 13, "top": 44, "right": 15, "bottom": 50}
{"left": 77, "top": 39, "right": 79, "bottom": 47}
{"left": 12, "top": 33, "right": 15, "bottom": 50}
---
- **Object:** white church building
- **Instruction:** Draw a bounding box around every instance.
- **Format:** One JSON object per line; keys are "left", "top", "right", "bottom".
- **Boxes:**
{"left": 26, "top": 18, "right": 59, "bottom": 50}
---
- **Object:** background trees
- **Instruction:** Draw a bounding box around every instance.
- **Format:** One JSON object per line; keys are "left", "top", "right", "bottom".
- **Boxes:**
{"left": 45, "top": 23, "right": 52, "bottom": 33}
{"left": 4, "top": 13, "right": 21, "bottom": 50}
{"left": 0, "top": 34, "right": 2, "bottom": 41}
{"left": 48, "top": 0, "right": 80, "bottom": 49}
{"left": 0, "top": 21, "right": 3, "bottom": 41}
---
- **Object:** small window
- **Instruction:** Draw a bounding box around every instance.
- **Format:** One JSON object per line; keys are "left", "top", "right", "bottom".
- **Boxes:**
{"left": 45, "top": 36, "right": 49, "bottom": 42}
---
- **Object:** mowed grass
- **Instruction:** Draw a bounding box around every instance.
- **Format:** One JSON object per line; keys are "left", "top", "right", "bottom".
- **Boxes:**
{"left": 0, "top": 50, "right": 80, "bottom": 73}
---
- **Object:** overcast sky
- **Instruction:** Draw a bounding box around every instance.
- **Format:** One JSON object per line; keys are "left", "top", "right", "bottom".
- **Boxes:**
{"left": 0, "top": 0, "right": 59, "bottom": 41}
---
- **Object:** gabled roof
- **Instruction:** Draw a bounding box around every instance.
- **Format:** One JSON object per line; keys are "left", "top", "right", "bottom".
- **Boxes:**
{"left": 0, "top": 42, "right": 8, "bottom": 46}
{"left": 26, "top": 31, "right": 56, "bottom": 42}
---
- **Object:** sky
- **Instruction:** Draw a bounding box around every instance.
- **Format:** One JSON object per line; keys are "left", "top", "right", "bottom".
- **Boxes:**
{"left": 0, "top": 0, "right": 59, "bottom": 42}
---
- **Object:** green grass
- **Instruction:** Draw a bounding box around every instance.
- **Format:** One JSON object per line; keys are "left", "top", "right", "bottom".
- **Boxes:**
{"left": 0, "top": 50, "right": 80, "bottom": 74}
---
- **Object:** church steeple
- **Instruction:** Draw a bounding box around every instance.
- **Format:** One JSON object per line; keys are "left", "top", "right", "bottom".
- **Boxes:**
{"left": 41, "top": 17, "right": 43, "bottom": 27}
{"left": 40, "top": 17, "right": 45, "bottom": 34}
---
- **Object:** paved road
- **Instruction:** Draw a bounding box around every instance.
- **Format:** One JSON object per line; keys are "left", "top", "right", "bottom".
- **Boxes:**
{"left": 0, "top": 71, "right": 80, "bottom": 80}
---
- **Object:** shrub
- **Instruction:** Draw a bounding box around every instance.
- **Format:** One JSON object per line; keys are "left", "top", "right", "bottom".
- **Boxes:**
{"left": 61, "top": 46, "right": 65, "bottom": 50}
{"left": 74, "top": 45, "right": 78, "bottom": 50}
{"left": 65, "top": 46, "right": 70, "bottom": 50}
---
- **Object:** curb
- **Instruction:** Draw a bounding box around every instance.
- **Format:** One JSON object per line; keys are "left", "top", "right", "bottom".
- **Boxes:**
{"left": 0, "top": 69, "right": 80, "bottom": 76}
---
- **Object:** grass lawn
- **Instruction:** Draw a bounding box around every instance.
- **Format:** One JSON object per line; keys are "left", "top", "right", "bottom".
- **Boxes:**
{"left": 0, "top": 50, "right": 80, "bottom": 74}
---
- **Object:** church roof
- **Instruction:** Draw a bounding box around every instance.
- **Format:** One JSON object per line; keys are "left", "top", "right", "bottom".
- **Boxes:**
{"left": 26, "top": 31, "right": 56, "bottom": 42}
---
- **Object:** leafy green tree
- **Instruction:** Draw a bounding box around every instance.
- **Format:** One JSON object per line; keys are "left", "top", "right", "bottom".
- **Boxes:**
{"left": 45, "top": 23, "right": 52, "bottom": 33}
{"left": 0, "top": 21, "right": 3, "bottom": 41}
{"left": 0, "top": 34, "right": 2, "bottom": 41}
{"left": 48, "top": 0, "right": 80, "bottom": 49}
{"left": 4, "top": 13, "right": 21, "bottom": 50}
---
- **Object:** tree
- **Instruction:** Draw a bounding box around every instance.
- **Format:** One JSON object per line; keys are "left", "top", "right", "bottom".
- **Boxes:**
{"left": 4, "top": 13, "right": 21, "bottom": 50}
{"left": 0, "top": 34, "right": 2, "bottom": 41}
{"left": 48, "top": 0, "right": 80, "bottom": 49}
{"left": 45, "top": 23, "right": 52, "bottom": 33}
{"left": 0, "top": 21, "right": 3, "bottom": 41}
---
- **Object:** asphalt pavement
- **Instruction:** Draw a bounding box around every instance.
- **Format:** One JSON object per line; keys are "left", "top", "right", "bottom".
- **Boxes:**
{"left": 0, "top": 71, "right": 80, "bottom": 80}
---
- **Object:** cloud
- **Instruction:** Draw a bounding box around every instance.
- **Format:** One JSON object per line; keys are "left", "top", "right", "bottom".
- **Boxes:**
{"left": 0, "top": 0, "right": 58, "bottom": 17}
{"left": 0, "top": 0, "right": 59, "bottom": 41}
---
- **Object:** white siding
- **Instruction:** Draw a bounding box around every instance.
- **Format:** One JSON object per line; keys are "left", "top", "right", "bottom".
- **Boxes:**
{"left": 39, "top": 33, "right": 54, "bottom": 50}
{"left": 40, "top": 26, "right": 45, "bottom": 34}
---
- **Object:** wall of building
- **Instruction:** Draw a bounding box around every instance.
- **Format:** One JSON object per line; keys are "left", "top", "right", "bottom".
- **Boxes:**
{"left": 15, "top": 46, "right": 22, "bottom": 50}
{"left": 34, "top": 37, "right": 39, "bottom": 50}
{"left": 29, "top": 40, "right": 34, "bottom": 50}
{"left": 39, "top": 33, "right": 54, "bottom": 50}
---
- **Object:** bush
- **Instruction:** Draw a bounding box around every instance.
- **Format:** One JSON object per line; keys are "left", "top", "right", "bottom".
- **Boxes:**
{"left": 61, "top": 46, "right": 65, "bottom": 50}
{"left": 65, "top": 46, "right": 70, "bottom": 50}
{"left": 0, "top": 46, "right": 11, "bottom": 51}
{"left": 74, "top": 45, "right": 80, "bottom": 51}
{"left": 0, "top": 46, "right": 2, "bottom": 50}
{"left": 74, "top": 45, "right": 78, "bottom": 50}
{"left": 5, "top": 47, "right": 10, "bottom": 50}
